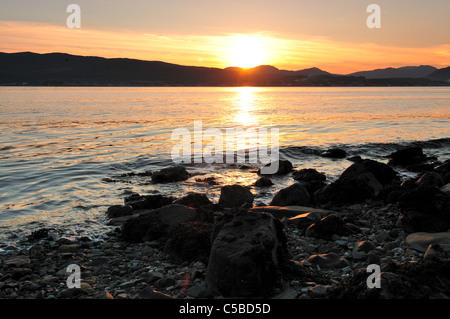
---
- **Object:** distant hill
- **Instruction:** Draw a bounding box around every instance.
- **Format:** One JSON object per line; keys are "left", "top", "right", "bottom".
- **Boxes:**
{"left": 0, "top": 52, "right": 447, "bottom": 86}
{"left": 428, "top": 67, "right": 450, "bottom": 82}
{"left": 348, "top": 65, "right": 437, "bottom": 79}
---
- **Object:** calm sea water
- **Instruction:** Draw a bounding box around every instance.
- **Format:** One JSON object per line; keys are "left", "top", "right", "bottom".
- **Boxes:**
{"left": 1, "top": 87, "right": 449, "bottom": 246}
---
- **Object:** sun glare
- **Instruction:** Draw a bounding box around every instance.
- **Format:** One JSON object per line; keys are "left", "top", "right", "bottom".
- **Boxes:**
{"left": 227, "top": 35, "right": 268, "bottom": 68}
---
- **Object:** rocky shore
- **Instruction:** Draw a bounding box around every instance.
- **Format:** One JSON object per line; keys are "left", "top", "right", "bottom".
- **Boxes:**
{"left": 1, "top": 145, "right": 450, "bottom": 299}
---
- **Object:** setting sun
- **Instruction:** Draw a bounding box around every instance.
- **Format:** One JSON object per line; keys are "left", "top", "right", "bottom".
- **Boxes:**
{"left": 226, "top": 35, "right": 268, "bottom": 68}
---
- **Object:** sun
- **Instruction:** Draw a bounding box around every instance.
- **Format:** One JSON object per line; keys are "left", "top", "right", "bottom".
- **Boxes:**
{"left": 226, "top": 35, "right": 268, "bottom": 69}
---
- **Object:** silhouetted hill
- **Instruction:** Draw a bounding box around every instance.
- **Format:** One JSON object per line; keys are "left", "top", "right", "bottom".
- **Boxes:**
{"left": 348, "top": 65, "right": 437, "bottom": 79}
{"left": 0, "top": 52, "right": 447, "bottom": 86}
{"left": 428, "top": 67, "right": 450, "bottom": 82}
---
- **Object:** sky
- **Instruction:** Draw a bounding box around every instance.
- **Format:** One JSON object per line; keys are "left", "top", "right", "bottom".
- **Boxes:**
{"left": 0, "top": 0, "right": 449, "bottom": 74}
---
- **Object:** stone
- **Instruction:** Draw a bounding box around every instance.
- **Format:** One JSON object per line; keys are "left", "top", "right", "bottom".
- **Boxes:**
{"left": 151, "top": 166, "right": 190, "bottom": 184}
{"left": 308, "top": 284, "right": 328, "bottom": 297}
{"left": 441, "top": 183, "right": 450, "bottom": 196}
{"left": 218, "top": 185, "right": 254, "bottom": 208}
{"left": 173, "top": 192, "right": 212, "bottom": 208}
{"left": 270, "top": 183, "right": 311, "bottom": 207}
{"left": 258, "top": 159, "right": 293, "bottom": 175}
{"left": 339, "top": 159, "right": 398, "bottom": 186}
{"left": 352, "top": 241, "right": 376, "bottom": 260}
{"left": 124, "top": 193, "right": 175, "bottom": 210}
{"left": 3, "top": 256, "right": 31, "bottom": 268}
{"left": 305, "top": 214, "right": 351, "bottom": 240}
{"left": 387, "top": 146, "right": 426, "bottom": 166}
{"left": 250, "top": 205, "right": 334, "bottom": 220}
{"left": 254, "top": 177, "right": 274, "bottom": 187}
{"left": 186, "top": 282, "right": 211, "bottom": 298}
{"left": 292, "top": 168, "right": 326, "bottom": 182}
{"left": 416, "top": 172, "right": 445, "bottom": 188}
{"left": 106, "top": 204, "right": 133, "bottom": 218}
{"left": 320, "top": 148, "right": 347, "bottom": 159}
{"left": 138, "top": 287, "right": 173, "bottom": 299}
{"left": 314, "top": 178, "right": 373, "bottom": 206}
{"left": 205, "top": 211, "right": 290, "bottom": 298}
{"left": 303, "top": 252, "right": 348, "bottom": 269}
{"left": 406, "top": 232, "right": 450, "bottom": 252}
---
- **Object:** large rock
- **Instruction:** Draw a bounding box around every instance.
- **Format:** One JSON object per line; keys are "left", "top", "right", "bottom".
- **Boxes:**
{"left": 398, "top": 185, "right": 450, "bottom": 233}
{"left": 305, "top": 214, "right": 351, "bottom": 240}
{"left": 151, "top": 166, "right": 190, "bottom": 184}
{"left": 270, "top": 183, "right": 311, "bottom": 207}
{"left": 250, "top": 205, "right": 333, "bottom": 220}
{"left": 302, "top": 252, "right": 349, "bottom": 269}
{"left": 339, "top": 159, "right": 398, "bottom": 186}
{"left": 292, "top": 168, "right": 326, "bottom": 182}
{"left": 314, "top": 177, "right": 373, "bottom": 206}
{"left": 121, "top": 204, "right": 197, "bottom": 242}
{"left": 258, "top": 159, "right": 293, "bottom": 175}
{"left": 406, "top": 232, "right": 450, "bottom": 252}
{"left": 173, "top": 192, "right": 212, "bottom": 208}
{"left": 218, "top": 185, "right": 254, "bottom": 208}
{"left": 387, "top": 146, "right": 427, "bottom": 166}
{"left": 124, "top": 193, "right": 175, "bottom": 210}
{"left": 205, "top": 211, "right": 290, "bottom": 298}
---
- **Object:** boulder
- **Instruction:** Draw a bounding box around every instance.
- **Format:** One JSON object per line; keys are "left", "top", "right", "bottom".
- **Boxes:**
{"left": 218, "top": 185, "right": 254, "bottom": 208}
{"left": 320, "top": 148, "right": 347, "bottom": 159}
{"left": 305, "top": 214, "right": 351, "bottom": 240}
{"left": 258, "top": 159, "right": 293, "bottom": 175}
{"left": 292, "top": 168, "right": 326, "bottom": 182}
{"left": 254, "top": 177, "right": 274, "bottom": 187}
{"left": 314, "top": 177, "right": 373, "bottom": 206}
{"left": 205, "top": 211, "right": 290, "bottom": 298}
{"left": 106, "top": 204, "right": 133, "bottom": 218}
{"left": 339, "top": 159, "right": 398, "bottom": 186}
{"left": 302, "top": 252, "right": 349, "bottom": 269}
{"left": 387, "top": 146, "right": 426, "bottom": 166}
{"left": 406, "top": 232, "right": 450, "bottom": 252}
{"left": 151, "top": 166, "right": 190, "bottom": 184}
{"left": 416, "top": 172, "right": 445, "bottom": 188}
{"left": 124, "top": 193, "right": 174, "bottom": 210}
{"left": 250, "top": 205, "right": 333, "bottom": 220}
{"left": 173, "top": 192, "right": 212, "bottom": 208}
{"left": 121, "top": 204, "right": 197, "bottom": 242}
{"left": 441, "top": 183, "right": 450, "bottom": 196}
{"left": 270, "top": 183, "right": 311, "bottom": 207}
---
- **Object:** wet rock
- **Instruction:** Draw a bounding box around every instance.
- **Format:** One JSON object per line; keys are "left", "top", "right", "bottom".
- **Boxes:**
{"left": 124, "top": 194, "right": 175, "bottom": 210}
{"left": 218, "top": 185, "right": 254, "bottom": 208}
{"left": 352, "top": 241, "right": 376, "bottom": 260}
{"left": 250, "top": 205, "right": 333, "bottom": 220}
{"left": 305, "top": 214, "right": 351, "bottom": 240}
{"left": 205, "top": 211, "right": 290, "bottom": 298}
{"left": 138, "top": 287, "right": 174, "bottom": 299}
{"left": 164, "top": 221, "right": 213, "bottom": 264}
{"left": 173, "top": 192, "right": 212, "bottom": 208}
{"left": 2, "top": 256, "right": 31, "bottom": 268}
{"left": 270, "top": 183, "right": 311, "bottom": 207}
{"left": 254, "top": 176, "right": 274, "bottom": 187}
{"left": 339, "top": 159, "right": 398, "bottom": 186}
{"left": 121, "top": 204, "right": 197, "bottom": 242}
{"left": 258, "top": 159, "right": 293, "bottom": 175}
{"left": 292, "top": 169, "right": 326, "bottom": 182}
{"left": 151, "top": 166, "right": 190, "bottom": 184}
{"left": 406, "top": 232, "right": 450, "bottom": 252}
{"left": 321, "top": 148, "right": 347, "bottom": 159}
{"left": 303, "top": 252, "right": 349, "bottom": 269}
{"left": 387, "top": 146, "right": 427, "bottom": 166}
{"left": 416, "top": 171, "right": 445, "bottom": 188}
{"left": 106, "top": 204, "right": 133, "bottom": 218}
{"left": 314, "top": 178, "right": 373, "bottom": 206}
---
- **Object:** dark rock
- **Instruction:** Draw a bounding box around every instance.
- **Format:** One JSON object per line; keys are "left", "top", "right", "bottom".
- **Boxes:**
{"left": 138, "top": 287, "right": 173, "bottom": 299}
{"left": 292, "top": 168, "right": 326, "bottom": 182}
{"left": 321, "top": 148, "right": 347, "bottom": 159}
{"left": 151, "top": 166, "right": 190, "bottom": 184}
{"left": 106, "top": 204, "right": 133, "bottom": 218}
{"left": 173, "top": 192, "right": 212, "bottom": 208}
{"left": 347, "top": 156, "right": 362, "bottom": 162}
{"left": 164, "top": 221, "right": 213, "bottom": 264}
{"left": 205, "top": 211, "right": 290, "bottom": 298}
{"left": 254, "top": 177, "right": 273, "bottom": 187}
{"left": 387, "top": 146, "right": 426, "bottom": 166}
{"left": 124, "top": 194, "right": 175, "bottom": 210}
{"left": 305, "top": 214, "right": 351, "bottom": 240}
{"left": 398, "top": 185, "right": 450, "bottom": 233}
{"left": 218, "top": 185, "right": 254, "bottom": 208}
{"left": 314, "top": 178, "right": 373, "bottom": 206}
{"left": 258, "top": 159, "right": 293, "bottom": 175}
{"left": 121, "top": 204, "right": 197, "bottom": 242}
{"left": 416, "top": 171, "right": 445, "bottom": 188}
{"left": 270, "top": 183, "right": 311, "bottom": 207}
{"left": 303, "top": 252, "right": 349, "bottom": 269}
{"left": 339, "top": 159, "right": 398, "bottom": 186}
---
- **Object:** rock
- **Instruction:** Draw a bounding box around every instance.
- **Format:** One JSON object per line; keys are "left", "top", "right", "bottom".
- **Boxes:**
{"left": 441, "top": 183, "right": 450, "bottom": 196}
{"left": 250, "top": 206, "right": 334, "bottom": 220}
{"left": 308, "top": 285, "right": 328, "bottom": 297}
{"left": 59, "top": 244, "right": 81, "bottom": 253}
{"left": 186, "top": 282, "right": 211, "bottom": 298}
{"left": 3, "top": 256, "right": 31, "bottom": 268}
{"left": 138, "top": 287, "right": 173, "bottom": 299}
{"left": 305, "top": 214, "right": 351, "bottom": 240}
{"left": 406, "top": 232, "right": 450, "bottom": 252}
{"left": 218, "top": 185, "right": 254, "bottom": 208}
{"left": 352, "top": 241, "right": 376, "bottom": 260}
{"left": 205, "top": 211, "right": 290, "bottom": 298}
{"left": 106, "top": 204, "right": 133, "bottom": 218}
{"left": 387, "top": 146, "right": 426, "bottom": 166}
{"left": 121, "top": 204, "right": 197, "bottom": 242}
{"left": 124, "top": 194, "right": 175, "bottom": 210}
{"left": 173, "top": 192, "right": 212, "bottom": 208}
{"left": 254, "top": 177, "right": 273, "bottom": 187}
{"left": 292, "top": 169, "right": 326, "bottom": 182}
{"left": 320, "top": 148, "right": 347, "bottom": 159}
{"left": 339, "top": 159, "right": 398, "bottom": 186}
{"left": 164, "top": 221, "right": 213, "bottom": 263}
{"left": 398, "top": 185, "right": 450, "bottom": 233}
{"left": 314, "top": 178, "right": 373, "bottom": 206}
{"left": 258, "top": 159, "right": 293, "bottom": 175}
{"left": 270, "top": 183, "right": 311, "bottom": 207}
{"left": 303, "top": 252, "right": 349, "bottom": 269}
{"left": 416, "top": 172, "right": 445, "bottom": 188}
{"left": 151, "top": 166, "right": 190, "bottom": 184}
{"left": 94, "top": 290, "right": 114, "bottom": 299}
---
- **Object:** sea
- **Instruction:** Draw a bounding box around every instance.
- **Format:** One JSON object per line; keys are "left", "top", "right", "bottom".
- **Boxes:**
{"left": 1, "top": 86, "right": 449, "bottom": 248}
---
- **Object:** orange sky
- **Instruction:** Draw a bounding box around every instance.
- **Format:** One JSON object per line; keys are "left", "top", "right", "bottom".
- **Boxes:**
{"left": 1, "top": 1, "right": 449, "bottom": 74}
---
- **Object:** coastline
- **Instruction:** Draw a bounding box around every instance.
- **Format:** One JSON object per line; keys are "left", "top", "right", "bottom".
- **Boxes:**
{"left": 1, "top": 145, "right": 449, "bottom": 300}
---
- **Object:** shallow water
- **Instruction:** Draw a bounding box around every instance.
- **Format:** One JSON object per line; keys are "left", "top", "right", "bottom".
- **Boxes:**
{"left": 0, "top": 86, "right": 449, "bottom": 245}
